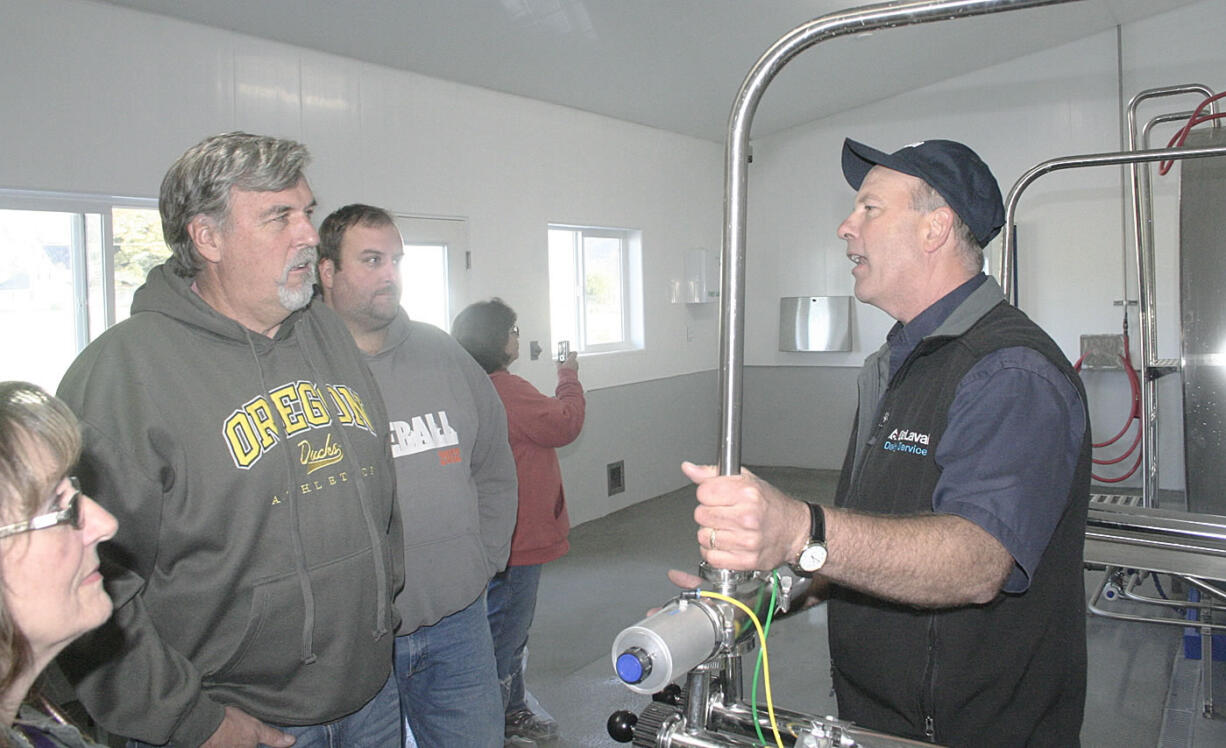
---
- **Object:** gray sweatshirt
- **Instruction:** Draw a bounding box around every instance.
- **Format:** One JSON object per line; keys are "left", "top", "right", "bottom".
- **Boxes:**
{"left": 56, "top": 264, "right": 402, "bottom": 746}
{"left": 366, "top": 311, "right": 517, "bottom": 632}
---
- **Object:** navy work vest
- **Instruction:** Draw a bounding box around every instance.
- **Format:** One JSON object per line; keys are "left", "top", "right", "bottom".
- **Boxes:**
{"left": 829, "top": 300, "right": 1091, "bottom": 747}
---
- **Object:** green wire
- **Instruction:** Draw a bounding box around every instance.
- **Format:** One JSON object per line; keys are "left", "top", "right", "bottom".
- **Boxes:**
{"left": 750, "top": 571, "right": 780, "bottom": 746}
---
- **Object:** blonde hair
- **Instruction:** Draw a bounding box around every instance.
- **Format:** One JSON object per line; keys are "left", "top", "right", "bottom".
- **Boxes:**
{"left": 0, "top": 382, "right": 82, "bottom": 700}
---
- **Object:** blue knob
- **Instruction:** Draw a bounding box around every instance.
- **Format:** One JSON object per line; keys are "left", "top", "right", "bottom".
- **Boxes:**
{"left": 616, "top": 648, "right": 651, "bottom": 684}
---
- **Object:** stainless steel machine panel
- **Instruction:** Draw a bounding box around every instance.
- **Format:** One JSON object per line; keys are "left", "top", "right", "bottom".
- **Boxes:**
{"left": 1180, "top": 127, "right": 1226, "bottom": 515}
{"left": 778, "top": 296, "right": 851, "bottom": 351}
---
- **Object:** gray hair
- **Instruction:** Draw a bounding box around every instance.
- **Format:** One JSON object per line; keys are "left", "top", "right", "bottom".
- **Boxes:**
{"left": 160, "top": 132, "right": 311, "bottom": 277}
{"left": 910, "top": 179, "right": 983, "bottom": 274}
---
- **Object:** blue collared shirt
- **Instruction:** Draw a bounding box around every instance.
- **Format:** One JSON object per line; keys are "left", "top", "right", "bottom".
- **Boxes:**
{"left": 884, "top": 274, "right": 1086, "bottom": 593}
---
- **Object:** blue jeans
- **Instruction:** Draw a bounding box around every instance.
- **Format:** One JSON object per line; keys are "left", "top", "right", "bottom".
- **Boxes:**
{"left": 486, "top": 564, "right": 543, "bottom": 714}
{"left": 126, "top": 672, "right": 401, "bottom": 748}
{"left": 275, "top": 673, "right": 401, "bottom": 747}
{"left": 394, "top": 594, "right": 502, "bottom": 747}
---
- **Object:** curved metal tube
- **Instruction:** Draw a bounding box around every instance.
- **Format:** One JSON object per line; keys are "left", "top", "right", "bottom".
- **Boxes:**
{"left": 998, "top": 140, "right": 1226, "bottom": 506}
{"left": 718, "top": 0, "right": 1076, "bottom": 474}
{"left": 1143, "top": 110, "right": 1199, "bottom": 147}
{"left": 1088, "top": 570, "right": 1226, "bottom": 633}
{"left": 1126, "top": 86, "right": 1217, "bottom": 324}
{"left": 1087, "top": 566, "right": 1226, "bottom": 659}
{"left": 1125, "top": 85, "right": 1217, "bottom": 505}
{"left": 998, "top": 142, "right": 1226, "bottom": 297}
{"left": 1125, "top": 86, "right": 1217, "bottom": 356}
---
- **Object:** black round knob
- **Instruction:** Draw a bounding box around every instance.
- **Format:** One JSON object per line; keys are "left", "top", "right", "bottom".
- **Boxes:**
{"left": 654, "top": 683, "right": 683, "bottom": 706}
{"left": 607, "top": 710, "right": 638, "bottom": 742}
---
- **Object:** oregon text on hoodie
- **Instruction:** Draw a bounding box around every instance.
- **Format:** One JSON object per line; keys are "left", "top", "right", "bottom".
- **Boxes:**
{"left": 55, "top": 264, "right": 404, "bottom": 746}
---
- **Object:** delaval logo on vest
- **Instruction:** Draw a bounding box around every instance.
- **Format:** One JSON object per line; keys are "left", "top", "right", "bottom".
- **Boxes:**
{"left": 882, "top": 427, "right": 930, "bottom": 456}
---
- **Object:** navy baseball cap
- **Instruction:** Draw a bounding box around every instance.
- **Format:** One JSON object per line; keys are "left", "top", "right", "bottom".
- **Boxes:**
{"left": 841, "top": 138, "right": 1005, "bottom": 247}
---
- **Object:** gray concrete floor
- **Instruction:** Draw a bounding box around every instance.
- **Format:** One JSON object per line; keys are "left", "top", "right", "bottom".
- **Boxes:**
{"left": 524, "top": 467, "right": 1226, "bottom": 747}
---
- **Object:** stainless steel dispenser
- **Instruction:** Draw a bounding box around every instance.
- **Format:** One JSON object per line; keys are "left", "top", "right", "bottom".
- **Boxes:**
{"left": 1180, "top": 127, "right": 1226, "bottom": 515}
{"left": 778, "top": 295, "right": 851, "bottom": 352}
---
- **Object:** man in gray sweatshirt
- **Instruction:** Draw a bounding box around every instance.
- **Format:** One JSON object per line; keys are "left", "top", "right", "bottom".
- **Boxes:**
{"left": 318, "top": 203, "right": 518, "bottom": 747}
{"left": 57, "top": 133, "right": 403, "bottom": 747}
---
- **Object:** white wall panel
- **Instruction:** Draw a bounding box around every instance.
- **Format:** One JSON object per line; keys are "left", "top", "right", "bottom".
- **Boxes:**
{"left": 300, "top": 57, "right": 364, "bottom": 214}
{"left": 1121, "top": 0, "right": 1226, "bottom": 366}
{"left": 0, "top": 0, "right": 233, "bottom": 195}
{"left": 744, "top": 2, "right": 1226, "bottom": 481}
{"left": 561, "top": 371, "right": 720, "bottom": 525}
{"left": 0, "top": 0, "right": 723, "bottom": 392}
{"left": 0, "top": 0, "right": 724, "bottom": 522}
{"left": 102, "top": 14, "right": 236, "bottom": 186}
{"left": 5, "top": 0, "right": 1221, "bottom": 508}
{"left": 233, "top": 40, "right": 303, "bottom": 140}
{"left": 750, "top": 30, "right": 1123, "bottom": 370}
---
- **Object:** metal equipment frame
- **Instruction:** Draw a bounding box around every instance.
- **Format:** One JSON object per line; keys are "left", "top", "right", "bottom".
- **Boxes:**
{"left": 616, "top": 0, "right": 1226, "bottom": 743}
{"left": 998, "top": 86, "right": 1226, "bottom": 717}
{"left": 612, "top": 1, "right": 1105, "bottom": 746}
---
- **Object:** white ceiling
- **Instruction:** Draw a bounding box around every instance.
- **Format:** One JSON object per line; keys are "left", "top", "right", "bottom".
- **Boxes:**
{"left": 94, "top": 0, "right": 1202, "bottom": 142}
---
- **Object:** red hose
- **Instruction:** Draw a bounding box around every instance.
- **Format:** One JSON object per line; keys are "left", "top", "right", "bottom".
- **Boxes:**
{"left": 1093, "top": 422, "right": 1140, "bottom": 465}
{"left": 1093, "top": 450, "right": 1144, "bottom": 484}
{"left": 1159, "top": 92, "right": 1226, "bottom": 175}
{"left": 1091, "top": 353, "right": 1141, "bottom": 449}
{"left": 1075, "top": 335, "right": 1143, "bottom": 483}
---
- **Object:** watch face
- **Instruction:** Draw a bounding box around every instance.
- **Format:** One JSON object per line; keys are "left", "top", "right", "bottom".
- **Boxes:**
{"left": 799, "top": 543, "right": 828, "bottom": 572}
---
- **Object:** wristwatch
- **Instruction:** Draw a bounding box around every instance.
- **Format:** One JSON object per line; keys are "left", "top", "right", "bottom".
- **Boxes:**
{"left": 790, "top": 502, "right": 828, "bottom": 576}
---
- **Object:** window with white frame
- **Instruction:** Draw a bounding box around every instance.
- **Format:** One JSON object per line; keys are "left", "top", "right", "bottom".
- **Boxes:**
{"left": 547, "top": 224, "right": 643, "bottom": 355}
{"left": 400, "top": 243, "right": 449, "bottom": 331}
{"left": 394, "top": 215, "right": 469, "bottom": 332}
{"left": 0, "top": 191, "right": 169, "bottom": 391}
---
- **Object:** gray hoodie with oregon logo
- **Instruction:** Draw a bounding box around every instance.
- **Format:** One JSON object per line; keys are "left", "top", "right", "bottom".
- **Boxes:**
{"left": 56, "top": 263, "right": 403, "bottom": 746}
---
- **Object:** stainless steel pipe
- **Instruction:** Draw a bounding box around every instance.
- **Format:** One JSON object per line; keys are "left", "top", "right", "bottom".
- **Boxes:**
{"left": 1125, "top": 85, "right": 1218, "bottom": 505}
{"left": 718, "top": 0, "right": 1079, "bottom": 474}
{"left": 998, "top": 143, "right": 1226, "bottom": 298}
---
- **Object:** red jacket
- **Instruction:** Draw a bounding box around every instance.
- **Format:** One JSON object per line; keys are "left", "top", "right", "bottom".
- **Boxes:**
{"left": 490, "top": 367, "right": 586, "bottom": 566}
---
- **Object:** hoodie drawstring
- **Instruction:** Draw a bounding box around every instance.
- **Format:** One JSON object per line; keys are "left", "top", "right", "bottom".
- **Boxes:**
{"left": 244, "top": 328, "right": 320, "bottom": 664}
{"left": 298, "top": 324, "right": 392, "bottom": 642}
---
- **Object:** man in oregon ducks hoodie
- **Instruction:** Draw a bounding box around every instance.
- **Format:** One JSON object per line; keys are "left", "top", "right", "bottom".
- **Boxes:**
{"left": 56, "top": 133, "right": 404, "bottom": 747}
{"left": 318, "top": 204, "right": 517, "bottom": 748}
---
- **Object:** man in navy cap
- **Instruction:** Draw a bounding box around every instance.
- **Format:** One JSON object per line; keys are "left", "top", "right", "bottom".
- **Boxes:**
{"left": 681, "top": 139, "right": 1090, "bottom": 746}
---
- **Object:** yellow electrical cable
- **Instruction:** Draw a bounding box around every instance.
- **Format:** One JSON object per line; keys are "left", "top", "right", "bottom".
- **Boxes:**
{"left": 698, "top": 590, "right": 784, "bottom": 748}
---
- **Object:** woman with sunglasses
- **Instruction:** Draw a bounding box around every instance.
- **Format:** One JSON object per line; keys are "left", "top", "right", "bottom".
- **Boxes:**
{"left": 0, "top": 381, "right": 117, "bottom": 747}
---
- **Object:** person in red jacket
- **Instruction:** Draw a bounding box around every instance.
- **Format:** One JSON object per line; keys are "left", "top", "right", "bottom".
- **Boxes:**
{"left": 453, "top": 299, "right": 586, "bottom": 745}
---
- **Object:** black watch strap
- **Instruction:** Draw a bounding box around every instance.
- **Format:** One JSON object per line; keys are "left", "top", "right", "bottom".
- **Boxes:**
{"left": 806, "top": 502, "right": 825, "bottom": 544}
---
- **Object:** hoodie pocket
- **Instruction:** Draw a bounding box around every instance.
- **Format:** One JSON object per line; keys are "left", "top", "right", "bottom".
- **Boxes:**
{"left": 203, "top": 547, "right": 379, "bottom": 690}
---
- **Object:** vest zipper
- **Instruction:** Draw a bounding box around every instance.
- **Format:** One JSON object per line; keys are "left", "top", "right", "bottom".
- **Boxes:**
{"left": 849, "top": 408, "right": 891, "bottom": 492}
{"left": 870, "top": 408, "right": 890, "bottom": 445}
{"left": 924, "top": 614, "right": 938, "bottom": 742}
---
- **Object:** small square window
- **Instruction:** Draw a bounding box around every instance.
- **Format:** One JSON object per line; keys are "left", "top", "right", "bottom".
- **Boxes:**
{"left": 547, "top": 224, "right": 642, "bottom": 356}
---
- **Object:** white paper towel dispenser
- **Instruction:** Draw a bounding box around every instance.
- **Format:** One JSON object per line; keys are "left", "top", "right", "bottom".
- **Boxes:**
{"left": 779, "top": 296, "right": 851, "bottom": 352}
{"left": 668, "top": 248, "right": 719, "bottom": 304}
